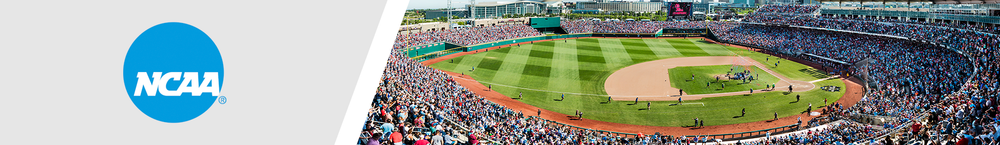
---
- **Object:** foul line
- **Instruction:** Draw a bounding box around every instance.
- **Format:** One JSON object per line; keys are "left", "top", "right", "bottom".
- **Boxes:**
{"left": 679, "top": 102, "right": 706, "bottom": 106}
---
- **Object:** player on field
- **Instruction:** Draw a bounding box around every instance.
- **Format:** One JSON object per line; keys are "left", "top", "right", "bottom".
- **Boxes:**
{"left": 807, "top": 103, "right": 813, "bottom": 113}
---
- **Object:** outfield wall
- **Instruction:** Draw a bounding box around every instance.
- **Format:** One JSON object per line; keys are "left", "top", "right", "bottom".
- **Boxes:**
{"left": 402, "top": 42, "right": 462, "bottom": 58}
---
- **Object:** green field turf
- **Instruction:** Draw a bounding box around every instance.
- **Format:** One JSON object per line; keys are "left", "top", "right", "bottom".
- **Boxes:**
{"left": 669, "top": 65, "right": 780, "bottom": 95}
{"left": 429, "top": 38, "right": 844, "bottom": 127}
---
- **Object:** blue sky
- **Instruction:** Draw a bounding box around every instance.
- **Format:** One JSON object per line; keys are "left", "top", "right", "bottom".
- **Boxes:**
{"left": 406, "top": 0, "right": 648, "bottom": 10}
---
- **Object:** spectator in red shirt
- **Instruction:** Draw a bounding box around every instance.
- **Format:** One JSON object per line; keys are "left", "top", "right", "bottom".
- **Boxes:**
{"left": 415, "top": 135, "right": 430, "bottom": 145}
{"left": 390, "top": 128, "right": 403, "bottom": 145}
{"left": 469, "top": 133, "right": 478, "bottom": 145}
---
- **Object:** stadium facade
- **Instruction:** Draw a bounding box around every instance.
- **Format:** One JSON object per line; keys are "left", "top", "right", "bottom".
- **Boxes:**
{"left": 424, "top": 9, "right": 470, "bottom": 19}
{"left": 466, "top": 0, "right": 566, "bottom": 19}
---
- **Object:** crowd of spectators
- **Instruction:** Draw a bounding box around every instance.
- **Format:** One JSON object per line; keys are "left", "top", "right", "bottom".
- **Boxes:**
{"left": 724, "top": 4, "right": 1000, "bottom": 144}
{"left": 561, "top": 21, "right": 708, "bottom": 34}
{"left": 392, "top": 24, "right": 541, "bottom": 50}
{"left": 713, "top": 24, "right": 971, "bottom": 96}
{"left": 737, "top": 121, "right": 892, "bottom": 144}
{"left": 741, "top": 13, "right": 1000, "bottom": 67}
{"left": 817, "top": 15, "right": 1000, "bottom": 34}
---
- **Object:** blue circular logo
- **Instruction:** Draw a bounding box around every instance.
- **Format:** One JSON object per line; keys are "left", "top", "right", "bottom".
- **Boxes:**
{"left": 123, "top": 22, "right": 224, "bottom": 123}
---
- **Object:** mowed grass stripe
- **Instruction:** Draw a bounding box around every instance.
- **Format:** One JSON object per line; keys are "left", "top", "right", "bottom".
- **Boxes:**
{"left": 643, "top": 39, "right": 683, "bottom": 58}
{"left": 666, "top": 39, "right": 711, "bottom": 57}
{"left": 597, "top": 39, "right": 634, "bottom": 69}
{"left": 689, "top": 39, "right": 732, "bottom": 55}
{"left": 450, "top": 49, "right": 489, "bottom": 75}
{"left": 575, "top": 39, "right": 607, "bottom": 72}
{"left": 575, "top": 39, "right": 605, "bottom": 64}
{"left": 472, "top": 48, "right": 512, "bottom": 81}
{"left": 491, "top": 44, "right": 532, "bottom": 86}
{"left": 549, "top": 39, "right": 582, "bottom": 93}
{"left": 618, "top": 39, "right": 659, "bottom": 63}
{"left": 428, "top": 54, "right": 463, "bottom": 71}
{"left": 512, "top": 42, "right": 555, "bottom": 102}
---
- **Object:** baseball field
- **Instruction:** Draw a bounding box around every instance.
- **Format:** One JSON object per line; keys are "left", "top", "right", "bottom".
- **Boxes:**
{"left": 428, "top": 38, "right": 846, "bottom": 127}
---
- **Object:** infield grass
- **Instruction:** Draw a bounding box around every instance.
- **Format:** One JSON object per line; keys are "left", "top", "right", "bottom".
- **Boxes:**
{"left": 669, "top": 65, "right": 781, "bottom": 95}
{"left": 429, "top": 38, "right": 845, "bottom": 127}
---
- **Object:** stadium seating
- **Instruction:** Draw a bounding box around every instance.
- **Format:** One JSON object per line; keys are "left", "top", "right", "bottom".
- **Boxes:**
{"left": 728, "top": 6, "right": 999, "bottom": 144}
{"left": 560, "top": 21, "right": 708, "bottom": 34}
{"left": 393, "top": 24, "right": 542, "bottom": 50}
{"left": 816, "top": 15, "right": 1000, "bottom": 34}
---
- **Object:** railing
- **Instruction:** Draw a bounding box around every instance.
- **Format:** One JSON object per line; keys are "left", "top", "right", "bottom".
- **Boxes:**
{"left": 525, "top": 116, "right": 800, "bottom": 141}
{"left": 854, "top": 113, "right": 929, "bottom": 144}
{"left": 367, "top": 98, "right": 503, "bottom": 144}
{"left": 526, "top": 116, "right": 645, "bottom": 138}
{"left": 416, "top": 101, "right": 503, "bottom": 145}
{"left": 368, "top": 120, "right": 435, "bottom": 135}
{"left": 682, "top": 123, "right": 800, "bottom": 140}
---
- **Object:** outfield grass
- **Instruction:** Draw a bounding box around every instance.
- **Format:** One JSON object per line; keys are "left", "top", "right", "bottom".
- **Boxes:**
{"left": 429, "top": 38, "right": 845, "bottom": 127}
{"left": 669, "top": 65, "right": 780, "bottom": 95}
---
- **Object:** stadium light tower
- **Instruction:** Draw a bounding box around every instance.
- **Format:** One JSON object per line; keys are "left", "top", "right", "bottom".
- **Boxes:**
{"left": 447, "top": 0, "right": 452, "bottom": 26}
{"left": 470, "top": 0, "right": 476, "bottom": 19}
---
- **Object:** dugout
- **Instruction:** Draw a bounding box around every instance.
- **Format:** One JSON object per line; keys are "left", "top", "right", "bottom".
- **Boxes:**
{"left": 659, "top": 28, "right": 708, "bottom": 37}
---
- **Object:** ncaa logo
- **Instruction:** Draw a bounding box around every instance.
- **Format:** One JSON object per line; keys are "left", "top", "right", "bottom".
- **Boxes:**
{"left": 123, "top": 22, "right": 224, "bottom": 123}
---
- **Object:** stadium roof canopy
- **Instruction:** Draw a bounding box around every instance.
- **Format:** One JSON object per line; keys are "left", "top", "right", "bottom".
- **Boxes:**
{"left": 815, "top": 0, "right": 998, "bottom": 4}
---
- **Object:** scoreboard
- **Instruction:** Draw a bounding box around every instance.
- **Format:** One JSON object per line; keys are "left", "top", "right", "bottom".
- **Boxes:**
{"left": 668, "top": 2, "right": 692, "bottom": 16}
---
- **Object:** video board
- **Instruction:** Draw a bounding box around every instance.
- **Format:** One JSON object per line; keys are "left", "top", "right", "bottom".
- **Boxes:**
{"left": 668, "top": 2, "right": 693, "bottom": 16}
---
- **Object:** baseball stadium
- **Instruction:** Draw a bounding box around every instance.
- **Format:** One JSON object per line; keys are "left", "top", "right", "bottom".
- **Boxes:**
{"left": 360, "top": 2, "right": 998, "bottom": 145}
